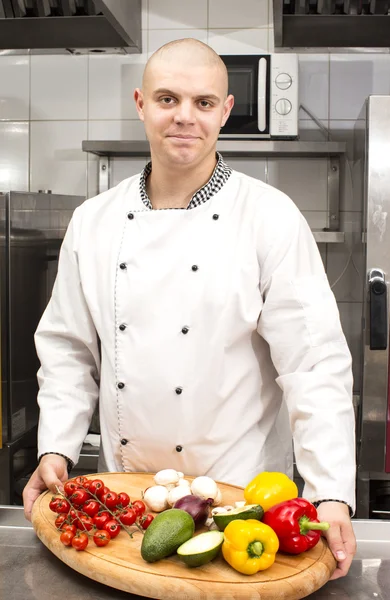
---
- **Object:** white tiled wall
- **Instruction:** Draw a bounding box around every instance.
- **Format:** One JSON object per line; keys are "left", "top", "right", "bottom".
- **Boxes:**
{"left": 1, "top": 0, "right": 385, "bottom": 391}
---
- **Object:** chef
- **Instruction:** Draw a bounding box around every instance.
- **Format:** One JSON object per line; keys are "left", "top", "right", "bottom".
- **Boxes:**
{"left": 23, "top": 38, "right": 356, "bottom": 579}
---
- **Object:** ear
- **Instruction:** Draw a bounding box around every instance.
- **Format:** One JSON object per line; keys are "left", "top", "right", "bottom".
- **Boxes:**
{"left": 221, "top": 94, "right": 235, "bottom": 127}
{"left": 134, "top": 88, "right": 145, "bottom": 122}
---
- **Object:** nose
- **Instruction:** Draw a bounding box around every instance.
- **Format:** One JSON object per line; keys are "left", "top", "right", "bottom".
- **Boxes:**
{"left": 173, "top": 99, "right": 196, "bottom": 125}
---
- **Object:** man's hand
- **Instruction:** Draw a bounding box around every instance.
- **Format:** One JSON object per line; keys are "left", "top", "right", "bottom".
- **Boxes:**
{"left": 316, "top": 501, "right": 356, "bottom": 580}
{"left": 22, "top": 455, "right": 69, "bottom": 522}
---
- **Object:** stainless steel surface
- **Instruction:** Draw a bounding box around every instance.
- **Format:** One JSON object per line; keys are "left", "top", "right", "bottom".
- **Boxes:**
{"left": 0, "top": 191, "right": 85, "bottom": 505}
{"left": 273, "top": 0, "right": 390, "bottom": 48}
{"left": 83, "top": 139, "right": 347, "bottom": 158}
{"left": 0, "top": 0, "right": 141, "bottom": 54}
{"left": 1, "top": 508, "right": 390, "bottom": 599}
{"left": 354, "top": 95, "right": 390, "bottom": 519}
{"left": 86, "top": 140, "right": 346, "bottom": 243}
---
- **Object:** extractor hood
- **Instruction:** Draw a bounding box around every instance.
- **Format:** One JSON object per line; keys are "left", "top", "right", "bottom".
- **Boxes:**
{"left": 0, "top": 0, "right": 141, "bottom": 54}
{"left": 274, "top": 0, "right": 390, "bottom": 48}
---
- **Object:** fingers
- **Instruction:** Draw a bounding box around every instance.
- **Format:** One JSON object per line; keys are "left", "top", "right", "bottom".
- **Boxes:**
{"left": 22, "top": 456, "right": 69, "bottom": 522}
{"left": 324, "top": 520, "right": 356, "bottom": 580}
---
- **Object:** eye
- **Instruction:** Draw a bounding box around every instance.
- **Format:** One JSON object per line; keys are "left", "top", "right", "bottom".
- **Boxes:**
{"left": 199, "top": 100, "right": 212, "bottom": 108}
{"left": 160, "top": 96, "right": 175, "bottom": 105}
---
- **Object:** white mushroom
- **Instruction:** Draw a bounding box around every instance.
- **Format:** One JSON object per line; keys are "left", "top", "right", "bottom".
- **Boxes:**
{"left": 154, "top": 469, "right": 180, "bottom": 487}
{"left": 167, "top": 486, "right": 192, "bottom": 507}
{"left": 177, "top": 472, "right": 184, "bottom": 479}
{"left": 143, "top": 485, "right": 169, "bottom": 512}
{"left": 191, "top": 476, "right": 219, "bottom": 501}
{"left": 176, "top": 478, "right": 191, "bottom": 488}
{"left": 212, "top": 487, "right": 223, "bottom": 506}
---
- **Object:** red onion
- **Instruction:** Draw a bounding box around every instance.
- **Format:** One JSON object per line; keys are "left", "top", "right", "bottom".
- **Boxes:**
{"left": 173, "top": 494, "right": 213, "bottom": 528}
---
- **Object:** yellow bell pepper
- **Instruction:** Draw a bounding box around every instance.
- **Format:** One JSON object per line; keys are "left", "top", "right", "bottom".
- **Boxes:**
{"left": 222, "top": 519, "right": 279, "bottom": 575}
{"left": 244, "top": 471, "right": 298, "bottom": 512}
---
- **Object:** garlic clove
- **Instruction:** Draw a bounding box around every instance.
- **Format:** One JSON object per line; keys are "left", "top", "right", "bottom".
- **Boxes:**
{"left": 205, "top": 517, "right": 214, "bottom": 527}
{"left": 208, "top": 522, "right": 219, "bottom": 531}
{"left": 154, "top": 469, "right": 180, "bottom": 487}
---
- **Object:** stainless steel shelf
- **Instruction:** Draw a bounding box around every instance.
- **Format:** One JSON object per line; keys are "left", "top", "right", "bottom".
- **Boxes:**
{"left": 82, "top": 140, "right": 347, "bottom": 158}
{"left": 312, "top": 231, "right": 345, "bottom": 243}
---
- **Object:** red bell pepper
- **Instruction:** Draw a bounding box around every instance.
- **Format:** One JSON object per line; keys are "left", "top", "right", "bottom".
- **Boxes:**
{"left": 262, "top": 497, "right": 330, "bottom": 554}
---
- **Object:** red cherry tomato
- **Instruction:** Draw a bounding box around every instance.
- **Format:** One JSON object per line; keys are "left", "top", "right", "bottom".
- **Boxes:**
{"left": 64, "top": 481, "right": 79, "bottom": 497}
{"left": 93, "top": 511, "right": 111, "bottom": 530}
{"left": 82, "top": 480, "right": 92, "bottom": 490}
{"left": 139, "top": 514, "right": 154, "bottom": 530}
{"left": 101, "top": 491, "right": 119, "bottom": 510}
{"left": 71, "top": 489, "right": 89, "bottom": 506}
{"left": 60, "top": 531, "right": 75, "bottom": 546}
{"left": 131, "top": 500, "right": 146, "bottom": 517}
{"left": 71, "top": 532, "right": 89, "bottom": 551}
{"left": 117, "top": 492, "right": 130, "bottom": 508}
{"left": 119, "top": 508, "right": 137, "bottom": 526}
{"left": 88, "top": 479, "right": 104, "bottom": 495}
{"left": 82, "top": 499, "right": 100, "bottom": 518}
{"left": 73, "top": 476, "right": 88, "bottom": 486}
{"left": 49, "top": 497, "right": 61, "bottom": 513}
{"left": 96, "top": 486, "right": 110, "bottom": 501}
{"left": 55, "top": 498, "right": 70, "bottom": 514}
{"left": 61, "top": 523, "right": 77, "bottom": 535}
{"left": 78, "top": 514, "right": 94, "bottom": 531}
{"left": 54, "top": 514, "right": 68, "bottom": 529}
{"left": 104, "top": 519, "right": 121, "bottom": 538}
{"left": 93, "top": 530, "right": 111, "bottom": 547}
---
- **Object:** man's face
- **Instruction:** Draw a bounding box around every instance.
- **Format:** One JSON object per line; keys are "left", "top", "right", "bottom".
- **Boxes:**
{"left": 135, "top": 60, "right": 234, "bottom": 168}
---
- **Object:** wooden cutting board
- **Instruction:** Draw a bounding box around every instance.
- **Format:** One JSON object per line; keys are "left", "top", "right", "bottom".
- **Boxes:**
{"left": 32, "top": 472, "right": 336, "bottom": 600}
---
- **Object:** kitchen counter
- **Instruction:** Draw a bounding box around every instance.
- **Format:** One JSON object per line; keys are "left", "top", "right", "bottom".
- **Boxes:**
{"left": 1, "top": 506, "right": 389, "bottom": 600}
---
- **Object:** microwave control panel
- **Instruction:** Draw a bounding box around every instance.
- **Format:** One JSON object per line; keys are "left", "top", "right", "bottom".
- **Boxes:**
{"left": 269, "top": 54, "right": 298, "bottom": 138}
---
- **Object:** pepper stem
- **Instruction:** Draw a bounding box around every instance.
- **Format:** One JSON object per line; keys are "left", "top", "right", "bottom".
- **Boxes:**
{"left": 247, "top": 540, "right": 264, "bottom": 558}
{"left": 299, "top": 516, "right": 330, "bottom": 534}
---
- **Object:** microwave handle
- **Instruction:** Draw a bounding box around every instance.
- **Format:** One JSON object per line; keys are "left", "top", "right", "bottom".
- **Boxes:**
{"left": 258, "top": 57, "right": 267, "bottom": 132}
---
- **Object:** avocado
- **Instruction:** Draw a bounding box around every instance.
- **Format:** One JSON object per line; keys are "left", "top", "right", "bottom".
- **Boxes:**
{"left": 141, "top": 508, "right": 195, "bottom": 563}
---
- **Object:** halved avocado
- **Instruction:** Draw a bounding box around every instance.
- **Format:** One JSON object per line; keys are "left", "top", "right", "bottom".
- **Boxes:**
{"left": 177, "top": 531, "right": 224, "bottom": 567}
{"left": 213, "top": 504, "right": 264, "bottom": 531}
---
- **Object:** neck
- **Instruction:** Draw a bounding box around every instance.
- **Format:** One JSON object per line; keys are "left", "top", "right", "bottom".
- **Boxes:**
{"left": 146, "top": 152, "right": 218, "bottom": 210}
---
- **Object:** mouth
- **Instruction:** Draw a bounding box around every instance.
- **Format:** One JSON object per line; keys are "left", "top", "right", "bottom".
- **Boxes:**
{"left": 167, "top": 135, "right": 199, "bottom": 140}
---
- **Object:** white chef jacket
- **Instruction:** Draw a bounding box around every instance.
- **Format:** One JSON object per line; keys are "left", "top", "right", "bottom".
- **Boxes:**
{"left": 35, "top": 169, "right": 356, "bottom": 511}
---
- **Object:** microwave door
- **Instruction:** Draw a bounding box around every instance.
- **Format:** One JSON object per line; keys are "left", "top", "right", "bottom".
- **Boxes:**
{"left": 258, "top": 57, "right": 267, "bottom": 133}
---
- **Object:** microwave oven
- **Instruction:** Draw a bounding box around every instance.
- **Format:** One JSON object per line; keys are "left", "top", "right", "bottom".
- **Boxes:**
{"left": 219, "top": 54, "right": 298, "bottom": 139}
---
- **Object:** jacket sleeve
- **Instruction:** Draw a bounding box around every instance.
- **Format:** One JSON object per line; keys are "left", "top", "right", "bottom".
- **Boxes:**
{"left": 256, "top": 191, "right": 356, "bottom": 512}
{"left": 35, "top": 207, "right": 100, "bottom": 466}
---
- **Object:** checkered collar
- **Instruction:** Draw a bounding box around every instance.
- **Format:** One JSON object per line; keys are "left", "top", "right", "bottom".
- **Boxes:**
{"left": 139, "top": 152, "right": 232, "bottom": 210}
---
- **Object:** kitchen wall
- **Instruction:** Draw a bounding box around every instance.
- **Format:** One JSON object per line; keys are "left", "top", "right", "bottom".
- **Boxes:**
{"left": 1, "top": 0, "right": 387, "bottom": 391}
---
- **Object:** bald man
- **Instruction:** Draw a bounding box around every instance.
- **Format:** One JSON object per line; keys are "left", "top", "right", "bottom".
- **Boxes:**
{"left": 24, "top": 39, "right": 356, "bottom": 579}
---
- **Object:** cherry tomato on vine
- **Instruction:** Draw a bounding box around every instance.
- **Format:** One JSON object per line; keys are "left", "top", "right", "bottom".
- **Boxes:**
{"left": 61, "top": 523, "right": 77, "bottom": 535}
{"left": 55, "top": 498, "right": 71, "bottom": 514}
{"left": 71, "top": 532, "right": 89, "bottom": 551}
{"left": 78, "top": 514, "right": 94, "bottom": 531}
{"left": 93, "top": 530, "right": 111, "bottom": 547}
{"left": 104, "top": 519, "right": 121, "bottom": 538}
{"left": 96, "top": 486, "right": 110, "bottom": 501}
{"left": 64, "top": 480, "right": 79, "bottom": 497}
{"left": 54, "top": 514, "right": 68, "bottom": 529}
{"left": 49, "top": 497, "right": 61, "bottom": 513}
{"left": 101, "top": 491, "right": 119, "bottom": 510}
{"left": 73, "top": 476, "right": 89, "bottom": 486}
{"left": 60, "top": 531, "right": 75, "bottom": 546}
{"left": 139, "top": 514, "right": 154, "bottom": 530}
{"left": 82, "top": 499, "right": 100, "bottom": 518}
{"left": 88, "top": 479, "right": 104, "bottom": 495}
{"left": 117, "top": 492, "right": 130, "bottom": 508}
{"left": 132, "top": 500, "right": 146, "bottom": 517}
{"left": 119, "top": 508, "right": 137, "bottom": 526}
{"left": 93, "top": 511, "right": 111, "bottom": 530}
{"left": 71, "top": 489, "right": 89, "bottom": 506}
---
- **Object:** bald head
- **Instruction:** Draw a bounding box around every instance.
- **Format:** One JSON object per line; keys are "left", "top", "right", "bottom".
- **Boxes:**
{"left": 143, "top": 38, "right": 229, "bottom": 98}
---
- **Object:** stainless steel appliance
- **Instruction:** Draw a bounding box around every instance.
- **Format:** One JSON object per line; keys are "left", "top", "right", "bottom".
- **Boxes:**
{"left": 219, "top": 54, "right": 298, "bottom": 140}
{"left": 0, "top": 191, "right": 84, "bottom": 504}
{"left": 0, "top": 0, "right": 141, "bottom": 54}
{"left": 355, "top": 95, "right": 390, "bottom": 519}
